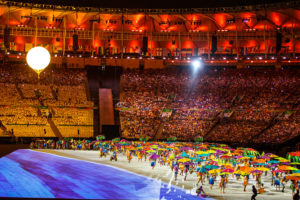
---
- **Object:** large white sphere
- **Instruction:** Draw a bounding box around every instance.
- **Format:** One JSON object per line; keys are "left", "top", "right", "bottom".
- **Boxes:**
{"left": 26, "top": 47, "right": 51, "bottom": 72}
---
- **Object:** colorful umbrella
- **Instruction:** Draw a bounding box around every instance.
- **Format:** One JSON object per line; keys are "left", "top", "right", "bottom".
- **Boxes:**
{"left": 220, "top": 155, "right": 233, "bottom": 159}
{"left": 205, "top": 165, "right": 219, "bottom": 170}
{"left": 222, "top": 168, "right": 234, "bottom": 173}
{"left": 251, "top": 170, "right": 263, "bottom": 174}
{"left": 181, "top": 152, "right": 189, "bottom": 157}
{"left": 278, "top": 165, "right": 291, "bottom": 170}
{"left": 253, "top": 163, "right": 267, "bottom": 166}
{"left": 149, "top": 154, "right": 160, "bottom": 160}
{"left": 208, "top": 169, "right": 221, "bottom": 174}
{"left": 183, "top": 162, "right": 194, "bottom": 166}
{"left": 268, "top": 160, "right": 279, "bottom": 164}
{"left": 198, "top": 167, "right": 207, "bottom": 173}
{"left": 178, "top": 158, "right": 191, "bottom": 162}
{"left": 220, "top": 172, "right": 231, "bottom": 176}
{"left": 146, "top": 150, "right": 156, "bottom": 153}
{"left": 286, "top": 176, "right": 300, "bottom": 181}
{"left": 287, "top": 167, "right": 299, "bottom": 171}
{"left": 290, "top": 162, "right": 300, "bottom": 165}
{"left": 234, "top": 170, "right": 249, "bottom": 176}
{"left": 289, "top": 173, "right": 300, "bottom": 177}
{"left": 256, "top": 167, "right": 270, "bottom": 172}
{"left": 273, "top": 169, "right": 285, "bottom": 173}
{"left": 198, "top": 154, "right": 210, "bottom": 157}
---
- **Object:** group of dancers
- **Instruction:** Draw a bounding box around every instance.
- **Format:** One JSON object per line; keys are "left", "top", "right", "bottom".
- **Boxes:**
{"left": 97, "top": 144, "right": 299, "bottom": 199}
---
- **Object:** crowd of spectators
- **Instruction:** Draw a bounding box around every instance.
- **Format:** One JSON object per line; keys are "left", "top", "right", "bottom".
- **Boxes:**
{"left": 0, "top": 63, "right": 299, "bottom": 143}
{"left": 120, "top": 67, "right": 300, "bottom": 144}
{"left": 0, "top": 64, "right": 93, "bottom": 138}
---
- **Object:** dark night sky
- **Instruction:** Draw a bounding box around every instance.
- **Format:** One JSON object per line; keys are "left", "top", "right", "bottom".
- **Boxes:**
{"left": 7, "top": 0, "right": 291, "bottom": 9}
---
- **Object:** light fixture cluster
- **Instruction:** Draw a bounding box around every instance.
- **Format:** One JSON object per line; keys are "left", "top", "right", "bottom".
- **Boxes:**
{"left": 103, "top": 29, "right": 113, "bottom": 31}
{"left": 160, "top": 30, "right": 171, "bottom": 32}
{"left": 16, "top": 24, "right": 27, "bottom": 28}
{"left": 131, "top": 29, "right": 143, "bottom": 32}
{"left": 45, "top": 25, "right": 56, "bottom": 29}
{"left": 74, "top": 27, "right": 85, "bottom": 31}
{"left": 217, "top": 29, "right": 229, "bottom": 32}
{"left": 189, "top": 30, "right": 200, "bottom": 32}
{"left": 245, "top": 28, "right": 256, "bottom": 31}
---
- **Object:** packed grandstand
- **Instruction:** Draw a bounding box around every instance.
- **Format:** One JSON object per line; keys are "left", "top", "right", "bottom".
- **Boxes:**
{"left": 0, "top": 64, "right": 94, "bottom": 138}
{"left": 120, "top": 67, "right": 300, "bottom": 144}
{"left": 0, "top": 63, "right": 299, "bottom": 146}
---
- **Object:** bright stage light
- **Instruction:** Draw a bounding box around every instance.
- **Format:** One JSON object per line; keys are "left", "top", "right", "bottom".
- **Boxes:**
{"left": 192, "top": 60, "right": 201, "bottom": 69}
{"left": 26, "top": 47, "right": 50, "bottom": 74}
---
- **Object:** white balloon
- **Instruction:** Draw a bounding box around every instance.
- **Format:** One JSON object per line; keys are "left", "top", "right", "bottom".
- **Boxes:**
{"left": 26, "top": 47, "right": 51, "bottom": 72}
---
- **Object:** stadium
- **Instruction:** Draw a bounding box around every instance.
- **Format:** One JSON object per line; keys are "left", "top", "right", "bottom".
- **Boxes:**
{"left": 0, "top": 0, "right": 299, "bottom": 199}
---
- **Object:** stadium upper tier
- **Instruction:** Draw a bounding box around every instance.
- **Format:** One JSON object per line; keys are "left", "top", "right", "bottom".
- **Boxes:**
{"left": 0, "top": 0, "right": 299, "bottom": 62}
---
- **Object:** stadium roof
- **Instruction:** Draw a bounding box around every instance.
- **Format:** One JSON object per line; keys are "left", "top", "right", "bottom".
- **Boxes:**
{"left": 5, "top": 0, "right": 294, "bottom": 9}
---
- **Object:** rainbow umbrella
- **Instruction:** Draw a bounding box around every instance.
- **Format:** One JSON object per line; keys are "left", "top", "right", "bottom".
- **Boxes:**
{"left": 220, "top": 172, "right": 231, "bottom": 176}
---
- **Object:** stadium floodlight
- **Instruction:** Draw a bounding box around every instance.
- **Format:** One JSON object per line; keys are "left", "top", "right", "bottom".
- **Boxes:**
{"left": 192, "top": 59, "right": 201, "bottom": 70}
{"left": 26, "top": 47, "right": 50, "bottom": 75}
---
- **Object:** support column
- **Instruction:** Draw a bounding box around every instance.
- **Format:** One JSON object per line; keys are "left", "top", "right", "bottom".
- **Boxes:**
{"left": 92, "top": 22, "right": 95, "bottom": 56}
{"left": 207, "top": 31, "right": 210, "bottom": 60}
{"left": 121, "top": 14, "right": 124, "bottom": 59}
{"left": 178, "top": 31, "right": 181, "bottom": 59}
{"left": 7, "top": 6, "right": 10, "bottom": 26}
{"left": 34, "top": 17, "right": 38, "bottom": 46}
{"left": 235, "top": 24, "right": 239, "bottom": 59}
{"left": 292, "top": 20, "right": 295, "bottom": 58}
{"left": 63, "top": 17, "right": 66, "bottom": 56}
{"left": 150, "top": 24, "right": 152, "bottom": 57}
{"left": 264, "top": 19, "right": 267, "bottom": 59}
{"left": 5, "top": 6, "right": 10, "bottom": 56}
